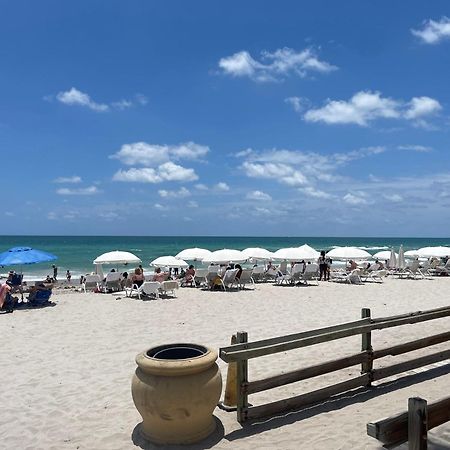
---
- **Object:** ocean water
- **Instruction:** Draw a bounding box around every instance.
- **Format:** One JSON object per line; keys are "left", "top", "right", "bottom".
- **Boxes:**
{"left": 1, "top": 235, "right": 450, "bottom": 281}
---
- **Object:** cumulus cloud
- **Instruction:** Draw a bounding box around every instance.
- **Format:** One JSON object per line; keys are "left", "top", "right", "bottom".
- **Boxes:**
{"left": 303, "top": 91, "right": 442, "bottom": 126}
{"left": 53, "top": 176, "right": 82, "bottom": 184}
{"left": 383, "top": 193, "right": 403, "bottom": 202}
{"left": 54, "top": 87, "right": 148, "bottom": 112}
{"left": 187, "top": 200, "right": 198, "bottom": 208}
{"left": 195, "top": 183, "right": 208, "bottom": 191}
{"left": 412, "top": 17, "right": 450, "bottom": 44}
{"left": 397, "top": 145, "right": 433, "bottom": 153}
{"left": 56, "top": 186, "right": 99, "bottom": 196}
{"left": 246, "top": 190, "right": 272, "bottom": 201}
{"left": 158, "top": 187, "right": 191, "bottom": 198}
{"left": 299, "top": 187, "right": 332, "bottom": 199}
{"left": 215, "top": 182, "right": 230, "bottom": 191}
{"left": 113, "top": 162, "right": 198, "bottom": 184}
{"left": 243, "top": 161, "right": 307, "bottom": 186}
{"left": 218, "top": 47, "right": 336, "bottom": 82}
{"left": 110, "top": 141, "right": 209, "bottom": 166}
{"left": 343, "top": 192, "right": 368, "bottom": 205}
{"left": 284, "top": 96, "right": 308, "bottom": 113}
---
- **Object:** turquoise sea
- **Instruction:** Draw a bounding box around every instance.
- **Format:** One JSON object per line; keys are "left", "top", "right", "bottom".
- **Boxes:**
{"left": 1, "top": 236, "right": 450, "bottom": 281}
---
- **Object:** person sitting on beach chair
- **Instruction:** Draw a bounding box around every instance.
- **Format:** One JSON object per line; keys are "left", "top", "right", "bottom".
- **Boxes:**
{"left": 6, "top": 271, "right": 24, "bottom": 300}
{"left": 182, "top": 265, "right": 196, "bottom": 287}
{"left": 0, "top": 283, "right": 16, "bottom": 312}
{"left": 27, "top": 283, "right": 52, "bottom": 306}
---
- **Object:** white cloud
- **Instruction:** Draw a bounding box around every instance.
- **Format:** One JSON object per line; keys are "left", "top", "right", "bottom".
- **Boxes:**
{"left": 397, "top": 145, "right": 432, "bottom": 153}
{"left": 215, "top": 182, "right": 230, "bottom": 191}
{"left": 53, "top": 176, "right": 82, "bottom": 184}
{"left": 383, "top": 194, "right": 403, "bottom": 202}
{"left": 187, "top": 200, "right": 198, "bottom": 208}
{"left": 343, "top": 193, "right": 368, "bottom": 205}
{"left": 54, "top": 87, "right": 148, "bottom": 112}
{"left": 154, "top": 203, "right": 169, "bottom": 211}
{"left": 110, "top": 141, "right": 209, "bottom": 166}
{"left": 412, "top": 17, "right": 450, "bottom": 44}
{"left": 404, "top": 97, "right": 442, "bottom": 119}
{"left": 113, "top": 162, "right": 198, "bottom": 184}
{"left": 158, "top": 187, "right": 191, "bottom": 198}
{"left": 56, "top": 88, "right": 109, "bottom": 112}
{"left": 303, "top": 91, "right": 441, "bottom": 126}
{"left": 246, "top": 190, "right": 272, "bottom": 201}
{"left": 243, "top": 161, "right": 308, "bottom": 186}
{"left": 284, "top": 96, "right": 307, "bottom": 112}
{"left": 195, "top": 183, "right": 208, "bottom": 191}
{"left": 218, "top": 47, "right": 336, "bottom": 82}
{"left": 56, "top": 186, "right": 99, "bottom": 196}
{"left": 299, "top": 187, "right": 332, "bottom": 199}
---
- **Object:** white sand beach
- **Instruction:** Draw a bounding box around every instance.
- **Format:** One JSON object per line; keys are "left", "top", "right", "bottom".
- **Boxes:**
{"left": 1, "top": 278, "right": 449, "bottom": 450}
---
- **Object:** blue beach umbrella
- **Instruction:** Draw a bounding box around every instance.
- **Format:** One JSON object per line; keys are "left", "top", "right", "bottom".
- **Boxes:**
{"left": 0, "top": 247, "right": 57, "bottom": 269}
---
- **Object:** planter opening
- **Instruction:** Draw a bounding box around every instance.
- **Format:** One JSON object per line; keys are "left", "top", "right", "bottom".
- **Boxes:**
{"left": 147, "top": 343, "right": 207, "bottom": 360}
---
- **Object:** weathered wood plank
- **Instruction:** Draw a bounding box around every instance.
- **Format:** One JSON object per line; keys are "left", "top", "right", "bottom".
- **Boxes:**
{"left": 372, "top": 331, "right": 450, "bottom": 360}
{"left": 236, "top": 331, "right": 249, "bottom": 424}
{"left": 371, "top": 305, "right": 450, "bottom": 324}
{"left": 361, "top": 308, "right": 373, "bottom": 386}
{"left": 367, "top": 396, "right": 450, "bottom": 446}
{"left": 408, "top": 397, "right": 428, "bottom": 450}
{"left": 220, "top": 308, "right": 450, "bottom": 362}
{"left": 372, "top": 349, "right": 450, "bottom": 382}
{"left": 246, "top": 352, "right": 368, "bottom": 394}
{"left": 246, "top": 374, "right": 370, "bottom": 421}
{"left": 219, "top": 318, "right": 371, "bottom": 358}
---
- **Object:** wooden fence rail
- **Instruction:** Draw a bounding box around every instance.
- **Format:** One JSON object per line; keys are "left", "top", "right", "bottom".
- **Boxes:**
{"left": 219, "top": 306, "right": 450, "bottom": 423}
{"left": 367, "top": 396, "right": 450, "bottom": 449}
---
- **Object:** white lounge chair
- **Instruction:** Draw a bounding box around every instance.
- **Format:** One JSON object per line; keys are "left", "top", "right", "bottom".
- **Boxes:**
{"left": 297, "top": 263, "right": 319, "bottom": 285}
{"left": 102, "top": 271, "right": 122, "bottom": 292}
{"left": 251, "top": 266, "right": 265, "bottom": 282}
{"left": 237, "top": 269, "right": 255, "bottom": 289}
{"left": 159, "top": 280, "right": 179, "bottom": 297}
{"left": 82, "top": 274, "right": 102, "bottom": 292}
{"left": 126, "top": 281, "right": 160, "bottom": 299}
{"left": 193, "top": 268, "right": 208, "bottom": 287}
{"left": 330, "top": 269, "right": 362, "bottom": 284}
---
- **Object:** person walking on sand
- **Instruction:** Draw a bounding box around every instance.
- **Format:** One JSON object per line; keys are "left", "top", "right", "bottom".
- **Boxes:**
{"left": 66, "top": 270, "right": 71, "bottom": 285}
{"left": 52, "top": 264, "right": 58, "bottom": 281}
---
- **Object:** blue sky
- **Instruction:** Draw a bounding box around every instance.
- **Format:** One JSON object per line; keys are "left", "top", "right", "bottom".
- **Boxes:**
{"left": 1, "top": 1, "right": 450, "bottom": 236}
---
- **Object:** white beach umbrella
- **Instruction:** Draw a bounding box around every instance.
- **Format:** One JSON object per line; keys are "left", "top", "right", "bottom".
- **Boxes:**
{"left": 175, "top": 248, "right": 212, "bottom": 261}
{"left": 93, "top": 250, "right": 141, "bottom": 265}
{"left": 296, "top": 244, "right": 320, "bottom": 260}
{"left": 404, "top": 250, "right": 419, "bottom": 258}
{"left": 373, "top": 250, "right": 398, "bottom": 261}
{"left": 241, "top": 247, "right": 274, "bottom": 261}
{"left": 388, "top": 249, "right": 397, "bottom": 268}
{"left": 151, "top": 256, "right": 189, "bottom": 268}
{"left": 397, "top": 245, "right": 406, "bottom": 269}
{"left": 273, "top": 247, "right": 314, "bottom": 262}
{"left": 415, "top": 246, "right": 450, "bottom": 258}
{"left": 326, "top": 247, "right": 371, "bottom": 261}
{"left": 201, "top": 249, "right": 246, "bottom": 264}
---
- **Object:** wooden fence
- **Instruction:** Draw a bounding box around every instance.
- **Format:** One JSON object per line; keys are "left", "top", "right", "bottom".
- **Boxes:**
{"left": 367, "top": 395, "right": 450, "bottom": 449}
{"left": 219, "top": 305, "right": 450, "bottom": 423}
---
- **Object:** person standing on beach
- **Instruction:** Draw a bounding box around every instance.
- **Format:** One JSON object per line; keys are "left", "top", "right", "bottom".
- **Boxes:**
{"left": 318, "top": 251, "right": 328, "bottom": 281}
{"left": 66, "top": 270, "right": 71, "bottom": 285}
{"left": 52, "top": 264, "right": 58, "bottom": 281}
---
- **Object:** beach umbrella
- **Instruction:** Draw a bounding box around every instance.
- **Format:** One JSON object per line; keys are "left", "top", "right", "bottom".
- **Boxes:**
{"left": 415, "top": 246, "right": 450, "bottom": 258}
{"left": 404, "top": 250, "right": 419, "bottom": 258}
{"left": 296, "top": 244, "right": 320, "bottom": 260}
{"left": 326, "top": 247, "right": 371, "bottom": 261}
{"left": 175, "top": 248, "right": 212, "bottom": 261}
{"left": 387, "top": 249, "right": 397, "bottom": 268}
{"left": 397, "top": 245, "right": 406, "bottom": 269}
{"left": 373, "top": 250, "right": 398, "bottom": 261}
{"left": 0, "top": 246, "right": 57, "bottom": 266}
{"left": 201, "top": 249, "right": 246, "bottom": 264}
{"left": 93, "top": 250, "right": 141, "bottom": 265}
{"left": 151, "top": 256, "right": 188, "bottom": 268}
{"left": 241, "top": 247, "right": 274, "bottom": 261}
{"left": 273, "top": 246, "right": 317, "bottom": 261}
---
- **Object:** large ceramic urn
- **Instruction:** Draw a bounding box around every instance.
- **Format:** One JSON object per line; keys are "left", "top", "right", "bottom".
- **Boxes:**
{"left": 132, "top": 343, "right": 222, "bottom": 445}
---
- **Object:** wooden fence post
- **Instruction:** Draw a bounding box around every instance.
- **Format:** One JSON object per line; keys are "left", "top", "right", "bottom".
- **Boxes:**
{"left": 408, "top": 397, "right": 428, "bottom": 450}
{"left": 361, "top": 308, "right": 373, "bottom": 386}
{"left": 236, "top": 331, "right": 249, "bottom": 424}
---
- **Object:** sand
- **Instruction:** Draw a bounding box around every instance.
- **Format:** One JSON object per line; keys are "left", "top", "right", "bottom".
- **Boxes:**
{"left": 1, "top": 277, "right": 449, "bottom": 450}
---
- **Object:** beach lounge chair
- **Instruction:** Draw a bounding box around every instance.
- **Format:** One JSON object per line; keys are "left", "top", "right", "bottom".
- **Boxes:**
{"left": 193, "top": 268, "right": 208, "bottom": 287}
{"left": 297, "top": 263, "right": 319, "bottom": 285}
{"left": 263, "top": 266, "right": 278, "bottom": 282}
{"left": 250, "top": 265, "right": 265, "bottom": 282}
{"left": 330, "top": 269, "right": 362, "bottom": 284}
{"left": 8, "top": 273, "right": 24, "bottom": 299}
{"left": 210, "top": 269, "right": 238, "bottom": 291}
{"left": 236, "top": 269, "right": 255, "bottom": 289}
{"left": 82, "top": 274, "right": 102, "bottom": 292}
{"left": 28, "top": 289, "right": 52, "bottom": 306}
{"left": 159, "top": 280, "right": 179, "bottom": 297}
{"left": 102, "top": 272, "right": 122, "bottom": 292}
{"left": 126, "top": 281, "right": 160, "bottom": 299}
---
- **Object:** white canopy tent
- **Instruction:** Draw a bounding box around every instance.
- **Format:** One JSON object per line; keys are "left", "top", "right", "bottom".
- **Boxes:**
{"left": 175, "top": 248, "right": 212, "bottom": 261}
{"left": 151, "top": 256, "right": 189, "bottom": 269}
{"left": 326, "top": 247, "right": 371, "bottom": 261}
{"left": 201, "top": 249, "right": 247, "bottom": 264}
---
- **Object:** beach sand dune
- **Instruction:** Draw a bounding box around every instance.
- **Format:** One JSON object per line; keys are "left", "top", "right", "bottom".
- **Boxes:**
{"left": 1, "top": 278, "right": 449, "bottom": 449}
